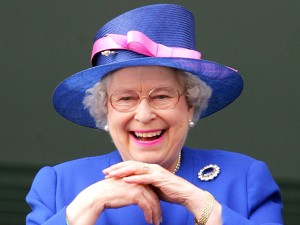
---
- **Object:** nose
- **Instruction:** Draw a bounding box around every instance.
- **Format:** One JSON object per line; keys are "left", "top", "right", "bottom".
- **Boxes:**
{"left": 134, "top": 98, "right": 156, "bottom": 123}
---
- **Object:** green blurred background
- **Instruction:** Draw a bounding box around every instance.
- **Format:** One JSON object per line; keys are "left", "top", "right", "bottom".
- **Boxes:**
{"left": 1, "top": 0, "right": 299, "bottom": 224}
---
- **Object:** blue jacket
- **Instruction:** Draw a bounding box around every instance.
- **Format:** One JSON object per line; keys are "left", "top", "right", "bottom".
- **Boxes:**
{"left": 26, "top": 147, "right": 283, "bottom": 225}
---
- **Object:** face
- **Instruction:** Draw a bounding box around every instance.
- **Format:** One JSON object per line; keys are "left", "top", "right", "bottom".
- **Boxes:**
{"left": 106, "top": 66, "right": 194, "bottom": 171}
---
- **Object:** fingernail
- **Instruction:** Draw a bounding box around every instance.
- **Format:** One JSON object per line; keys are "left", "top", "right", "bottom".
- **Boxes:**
{"left": 155, "top": 217, "right": 162, "bottom": 225}
{"left": 104, "top": 175, "right": 109, "bottom": 179}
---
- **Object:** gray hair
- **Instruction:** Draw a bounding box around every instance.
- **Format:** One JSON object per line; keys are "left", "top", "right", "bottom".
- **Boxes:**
{"left": 83, "top": 70, "right": 212, "bottom": 129}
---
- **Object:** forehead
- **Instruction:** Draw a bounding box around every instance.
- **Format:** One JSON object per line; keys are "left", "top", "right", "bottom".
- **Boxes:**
{"left": 106, "top": 66, "right": 183, "bottom": 92}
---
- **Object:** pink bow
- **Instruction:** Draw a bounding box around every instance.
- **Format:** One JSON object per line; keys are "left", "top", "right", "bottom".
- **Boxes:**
{"left": 91, "top": 30, "right": 201, "bottom": 62}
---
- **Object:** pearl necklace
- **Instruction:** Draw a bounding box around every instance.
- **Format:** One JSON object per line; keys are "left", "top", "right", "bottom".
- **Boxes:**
{"left": 173, "top": 152, "right": 181, "bottom": 174}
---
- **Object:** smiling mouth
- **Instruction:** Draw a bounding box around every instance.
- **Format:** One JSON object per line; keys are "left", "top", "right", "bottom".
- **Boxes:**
{"left": 131, "top": 130, "right": 165, "bottom": 142}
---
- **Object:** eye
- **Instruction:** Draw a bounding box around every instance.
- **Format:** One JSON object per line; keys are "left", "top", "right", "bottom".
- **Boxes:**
{"left": 112, "top": 90, "right": 139, "bottom": 102}
{"left": 150, "top": 88, "right": 177, "bottom": 100}
{"left": 151, "top": 94, "right": 172, "bottom": 100}
{"left": 118, "top": 95, "right": 135, "bottom": 101}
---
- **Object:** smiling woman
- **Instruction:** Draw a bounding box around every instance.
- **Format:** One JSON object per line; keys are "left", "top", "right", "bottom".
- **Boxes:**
{"left": 26, "top": 3, "right": 283, "bottom": 225}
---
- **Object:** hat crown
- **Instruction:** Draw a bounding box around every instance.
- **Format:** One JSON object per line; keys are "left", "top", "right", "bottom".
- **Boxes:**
{"left": 93, "top": 4, "right": 196, "bottom": 66}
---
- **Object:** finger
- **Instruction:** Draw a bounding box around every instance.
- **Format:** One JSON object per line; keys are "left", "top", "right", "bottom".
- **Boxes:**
{"left": 102, "top": 161, "right": 132, "bottom": 175}
{"left": 138, "top": 186, "right": 162, "bottom": 225}
{"left": 135, "top": 196, "right": 153, "bottom": 224}
{"left": 98, "top": 178, "right": 162, "bottom": 224}
{"left": 105, "top": 162, "right": 150, "bottom": 178}
{"left": 124, "top": 173, "right": 191, "bottom": 206}
{"left": 123, "top": 167, "right": 170, "bottom": 185}
{"left": 123, "top": 174, "right": 154, "bottom": 184}
{"left": 145, "top": 187, "right": 162, "bottom": 225}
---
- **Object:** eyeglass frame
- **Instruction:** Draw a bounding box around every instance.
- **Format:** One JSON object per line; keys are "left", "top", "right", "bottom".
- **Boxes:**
{"left": 108, "top": 87, "right": 185, "bottom": 112}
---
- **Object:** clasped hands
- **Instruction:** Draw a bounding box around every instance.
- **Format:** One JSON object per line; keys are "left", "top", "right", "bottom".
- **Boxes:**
{"left": 66, "top": 161, "right": 206, "bottom": 225}
{"left": 102, "top": 161, "right": 199, "bottom": 225}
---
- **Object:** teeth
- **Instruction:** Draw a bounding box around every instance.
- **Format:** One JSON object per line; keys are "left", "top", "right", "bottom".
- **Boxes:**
{"left": 134, "top": 131, "right": 162, "bottom": 138}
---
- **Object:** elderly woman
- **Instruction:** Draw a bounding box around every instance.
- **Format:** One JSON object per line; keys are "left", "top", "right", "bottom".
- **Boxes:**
{"left": 26, "top": 4, "right": 283, "bottom": 225}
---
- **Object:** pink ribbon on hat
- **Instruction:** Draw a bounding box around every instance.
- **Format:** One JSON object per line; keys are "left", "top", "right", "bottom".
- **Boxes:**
{"left": 91, "top": 30, "right": 201, "bottom": 62}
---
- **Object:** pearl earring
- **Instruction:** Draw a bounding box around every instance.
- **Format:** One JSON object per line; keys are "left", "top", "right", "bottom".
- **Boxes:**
{"left": 104, "top": 124, "right": 109, "bottom": 132}
{"left": 188, "top": 119, "right": 195, "bottom": 128}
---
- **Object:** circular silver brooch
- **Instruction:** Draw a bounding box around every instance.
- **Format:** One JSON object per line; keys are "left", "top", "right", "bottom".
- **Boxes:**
{"left": 198, "top": 164, "right": 220, "bottom": 181}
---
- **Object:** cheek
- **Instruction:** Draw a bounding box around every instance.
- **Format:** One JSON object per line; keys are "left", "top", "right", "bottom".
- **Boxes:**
{"left": 107, "top": 108, "right": 136, "bottom": 144}
{"left": 107, "top": 108, "right": 129, "bottom": 141}
{"left": 168, "top": 104, "right": 192, "bottom": 138}
{"left": 166, "top": 118, "right": 189, "bottom": 154}
{"left": 107, "top": 105, "right": 125, "bottom": 126}
{"left": 167, "top": 109, "right": 189, "bottom": 136}
{"left": 173, "top": 103, "right": 192, "bottom": 125}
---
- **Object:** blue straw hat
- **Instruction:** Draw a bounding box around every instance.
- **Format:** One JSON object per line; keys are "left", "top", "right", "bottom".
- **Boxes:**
{"left": 53, "top": 4, "right": 243, "bottom": 128}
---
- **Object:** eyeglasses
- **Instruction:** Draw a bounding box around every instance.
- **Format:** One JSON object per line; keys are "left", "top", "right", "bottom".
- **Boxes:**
{"left": 109, "top": 87, "right": 184, "bottom": 112}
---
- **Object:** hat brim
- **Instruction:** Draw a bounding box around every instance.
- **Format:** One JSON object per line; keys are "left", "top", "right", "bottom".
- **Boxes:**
{"left": 53, "top": 57, "right": 243, "bottom": 128}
